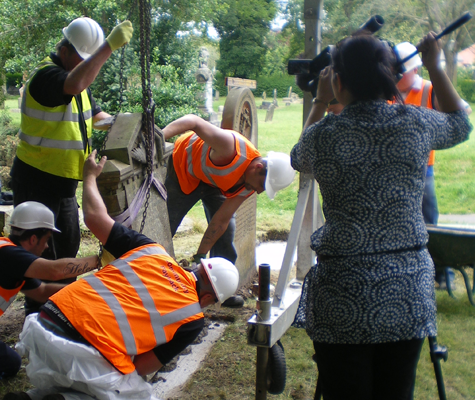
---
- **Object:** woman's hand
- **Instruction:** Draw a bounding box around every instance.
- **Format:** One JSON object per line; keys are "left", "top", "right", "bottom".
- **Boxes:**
{"left": 417, "top": 32, "right": 441, "bottom": 73}
{"left": 315, "top": 66, "right": 335, "bottom": 104}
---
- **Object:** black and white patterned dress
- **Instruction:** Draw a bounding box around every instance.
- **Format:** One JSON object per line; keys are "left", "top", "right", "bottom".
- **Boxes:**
{"left": 291, "top": 100, "right": 472, "bottom": 344}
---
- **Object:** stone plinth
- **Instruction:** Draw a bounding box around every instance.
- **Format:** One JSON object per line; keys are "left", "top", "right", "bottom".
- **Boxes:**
{"left": 97, "top": 113, "right": 174, "bottom": 256}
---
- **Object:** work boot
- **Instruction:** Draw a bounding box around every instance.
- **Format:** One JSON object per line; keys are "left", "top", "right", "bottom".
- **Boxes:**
{"left": 221, "top": 295, "right": 244, "bottom": 308}
{"left": 3, "top": 393, "right": 31, "bottom": 400}
{"left": 42, "top": 395, "right": 65, "bottom": 400}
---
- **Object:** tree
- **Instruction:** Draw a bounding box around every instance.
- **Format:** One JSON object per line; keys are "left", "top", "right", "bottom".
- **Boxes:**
{"left": 212, "top": 0, "right": 278, "bottom": 78}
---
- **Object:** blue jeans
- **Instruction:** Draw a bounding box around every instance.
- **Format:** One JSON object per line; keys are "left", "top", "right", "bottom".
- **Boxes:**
{"left": 423, "top": 174, "right": 455, "bottom": 284}
{"left": 165, "top": 157, "right": 237, "bottom": 263}
{"left": 422, "top": 174, "right": 439, "bottom": 225}
{"left": 0, "top": 339, "right": 21, "bottom": 378}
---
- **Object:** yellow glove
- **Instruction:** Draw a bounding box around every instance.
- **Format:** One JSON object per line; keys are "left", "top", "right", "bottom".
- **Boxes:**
{"left": 100, "top": 248, "right": 116, "bottom": 268}
{"left": 106, "top": 20, "right": 133, "bottom": 52}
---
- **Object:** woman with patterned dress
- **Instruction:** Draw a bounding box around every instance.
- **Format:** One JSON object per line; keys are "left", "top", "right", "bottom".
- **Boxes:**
{"left": 291, "top": 32, "right": 472, "bottom": 400}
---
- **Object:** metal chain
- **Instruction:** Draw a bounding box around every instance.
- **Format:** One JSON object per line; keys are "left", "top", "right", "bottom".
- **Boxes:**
{"left": 118, "top": 2, "right": 137, "bottom": 109}
{"left": 138, "top": 0, "right": 155, "bottom": 234}
{"left": 101, "top": 3, "right": 137, "bottom": 156}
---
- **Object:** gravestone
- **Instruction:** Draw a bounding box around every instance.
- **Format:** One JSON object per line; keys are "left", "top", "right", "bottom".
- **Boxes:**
{"left": 259, "top": 101, "right": 272, "bottom": 110}
{"left": 96, "top": 113, "right": 174, "bottom": 256}
{"left": 221, "top": 86, "right": 258, "bottom": 285}
{"left": 273, "top": 88, "right": 278, "bottom": 107}
{"left": 283, "top": 86, "right": 293, "bottom": 105}
{"left": 262, "top": 91, "right": 266, "bottom": 100}
{"left": 265, "top": 104, "right": 275, "bottom": 122}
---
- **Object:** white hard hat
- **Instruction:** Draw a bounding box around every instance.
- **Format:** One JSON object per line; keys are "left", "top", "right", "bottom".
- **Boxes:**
{"left": 265, "top": 151, "right": 296, "bottom": 200}
{"left": 62, "top": 17, "right": 104, "bottom": 60}
{"left": 201, "top": 257, "right": 239, "bottom": 303}
{"left": 394, "top": 42, "right": 422, "bottom": 73}
{"left": 10, "top": 201, "right": 60, "bottom": 232}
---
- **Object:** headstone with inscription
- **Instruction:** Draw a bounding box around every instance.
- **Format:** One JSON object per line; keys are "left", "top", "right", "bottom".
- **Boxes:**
{"left": 221, "top": 85, "right": 258, "bottom": 284}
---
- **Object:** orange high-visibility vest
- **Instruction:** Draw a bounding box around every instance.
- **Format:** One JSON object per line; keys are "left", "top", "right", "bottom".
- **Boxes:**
{"left": 405, "top": 79, "right": 436, "bottom": 166}
{"left": 0, "top": 238, "right": 25, "bottom": 316}
{"left": 173, "top": 131, "right": 261, "bottom": 198}
{"left": 50, "top": 243, "right": 203, "bottom": 374}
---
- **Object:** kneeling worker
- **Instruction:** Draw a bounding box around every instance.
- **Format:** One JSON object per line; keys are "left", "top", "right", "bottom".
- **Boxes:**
{"left": 1, "top": 202, "right": 100, "bottom": 379}
{"left": 4, "top": 150, "right": 240, "bottom": 400}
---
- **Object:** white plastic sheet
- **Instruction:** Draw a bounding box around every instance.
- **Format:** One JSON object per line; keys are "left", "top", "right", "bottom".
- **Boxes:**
{"left": 17, "top": 315, "right": 160, "bottom": 400}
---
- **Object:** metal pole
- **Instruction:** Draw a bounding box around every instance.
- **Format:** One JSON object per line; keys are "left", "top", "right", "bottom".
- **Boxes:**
{"left": 297, "top": 0, "right": 325, "bottom": 280}
{"left": 428, "top": 336, "right": 448, "bottom": 400}
{"left": 256, "top": 346, "right": 269, "bottom": 400}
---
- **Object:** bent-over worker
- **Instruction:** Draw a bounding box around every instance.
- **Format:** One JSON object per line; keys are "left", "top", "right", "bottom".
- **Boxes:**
{"left": 163, "top": 114, "right": 295, "bottom": 306}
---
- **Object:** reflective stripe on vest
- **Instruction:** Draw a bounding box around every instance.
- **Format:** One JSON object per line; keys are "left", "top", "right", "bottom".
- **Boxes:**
{"left": 49, "top": 243, "right": 205, "bottom": 373}
{"left": 0, "top": 238, "right": 25, "bottom": 316}
{"left": 83, "top": 246, "right": 202, "bottom": 357}
{"left": 18, "top": 130, "right": 92, "bottom": 150}
{"left": 175, "top": 131, "right": 261, "bottom": 198}
{"left": 16, "top": 58, "right": 93, "bottom": 180}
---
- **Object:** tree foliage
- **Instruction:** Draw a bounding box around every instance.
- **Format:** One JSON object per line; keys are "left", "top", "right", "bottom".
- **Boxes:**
{"left": 212, "top": 0, "right": 278, "bottom": 78}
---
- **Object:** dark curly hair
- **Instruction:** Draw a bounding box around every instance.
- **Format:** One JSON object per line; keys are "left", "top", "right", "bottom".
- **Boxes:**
{"left": 331, "top": 33, "right": 403, "bottom": 103}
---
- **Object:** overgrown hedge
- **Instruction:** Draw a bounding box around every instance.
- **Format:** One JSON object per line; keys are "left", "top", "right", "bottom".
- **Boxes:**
{"left": 213, "top": 72, "right": 305, "bottom": 99}
{"left": 458, "top": 78, "right": 475, "bottom": 103}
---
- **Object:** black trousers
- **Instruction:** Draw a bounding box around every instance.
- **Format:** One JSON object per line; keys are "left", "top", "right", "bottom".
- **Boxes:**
{"left": 313, "top": 338, "right": 424, "bottom": 400}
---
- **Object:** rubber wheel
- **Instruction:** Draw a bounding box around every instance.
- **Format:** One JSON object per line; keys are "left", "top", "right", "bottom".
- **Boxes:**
{"left": 267, "top": 340, "right": 287, "bottom": 394}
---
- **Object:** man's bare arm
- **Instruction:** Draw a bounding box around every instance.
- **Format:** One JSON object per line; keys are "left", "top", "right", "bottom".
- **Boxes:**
{"left": 197, "top": 196, "right": 246, "bottom": 255}
{"left": 22, "top": 282, "right": 66, "bottom": 303}
{"left": 63, "top": 43, "right": 113, "bottom": 95}
{"left": 162, "top": 114, "right": 236, "bottom": 162}
{"left": 24, "top": 255, "right": 99, "bottom": 281}
{"left": 82, "top": 150, "right": 115, "bottom": 245}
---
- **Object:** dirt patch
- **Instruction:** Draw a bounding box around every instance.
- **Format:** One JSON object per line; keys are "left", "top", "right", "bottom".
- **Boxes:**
{"left": 258, "top": 229, "right": 289, "bottom": 242}
{"left": 0, "top": 294, "right": 26, "bottom": 345}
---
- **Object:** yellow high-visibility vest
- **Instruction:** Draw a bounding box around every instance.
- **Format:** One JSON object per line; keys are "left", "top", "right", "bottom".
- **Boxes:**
{"left": 16, "top": 58, "right": 93, "bottom": 180}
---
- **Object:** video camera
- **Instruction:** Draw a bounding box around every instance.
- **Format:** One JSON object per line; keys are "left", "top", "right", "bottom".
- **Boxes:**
{"left": 287, "top": 15, "right": 385, "bottom": 95}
